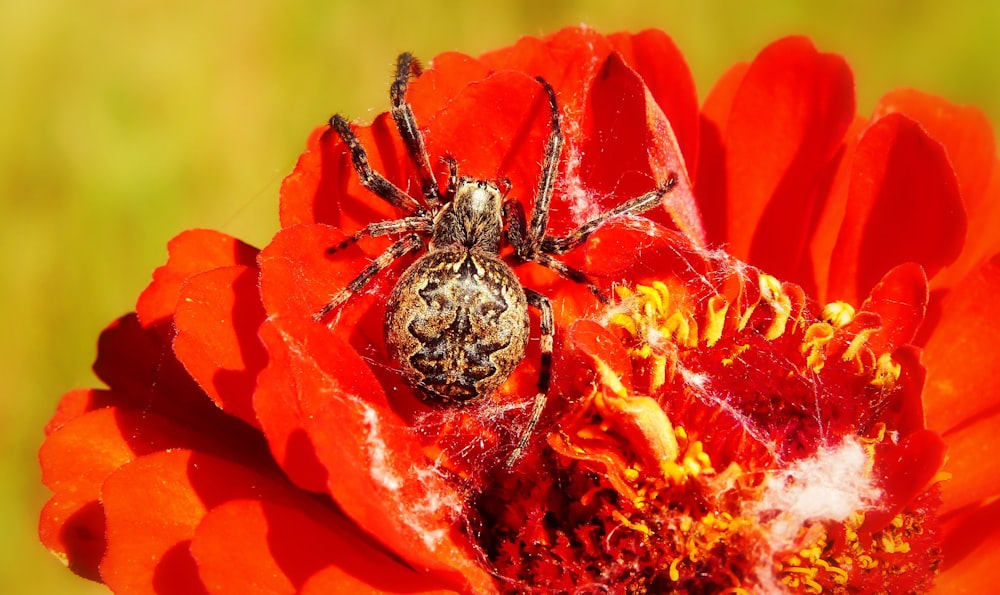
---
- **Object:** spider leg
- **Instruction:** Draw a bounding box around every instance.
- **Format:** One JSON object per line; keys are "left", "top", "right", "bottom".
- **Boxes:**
{"left": 314, "top": 233, "right": 423, "bottom": 323}
{"left": 329, "top": 115, "right": 424, "bottom": 213}
{"left": 541, "top": 176, "right": 677, "bottom": 255}
{"left": 517, "top": 77, "right": 564, "bottom": 260}
{"left": 505, "top": 198, "right": 607, "bottom": 302}
{"left": 325, "top": 216, "right": 432, "bottom": 255}
{"left": 506, "top": 288, "right": 554, "bottom": 467}
{"left": 390, "top": 52, "right": 441, "bottom": 208}
{"left": 441, "top": 155, "right": 459, "bottom": 200}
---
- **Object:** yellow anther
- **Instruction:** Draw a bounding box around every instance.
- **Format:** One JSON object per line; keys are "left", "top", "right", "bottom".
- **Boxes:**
{"left": 650, "top": 354, "right": 667, "bottom": 394}
{"left": 669, "top": 556, "right": 682, "bottom": 581}
{"left": 759, "top": 274, "right": 791, "bottom": 340}
{"left": 722, "top": 343, "right": 750, "bottom": 365}
{"left": 803, "top": 322, "right": 834, "bottom": 371}
{"left": 821, "top": 300, "right": 856, "bottom": 328}
{"left": 704, "top": 294, "right": 729, "bottom": 347}
{"left": 841, "top": 328, "right": 874, "bottom": 363}
{"left": 614, "top": 285, "right": 634, "bottom": 301}
{"left": 609, "top": 312, "right": 638, "bottom": 336}
{"left": 663, "top": 311, "right": 691, "bottom": 344}
{"left": 637, "top": 284, "right": 664, "bottom": 312}
{"left": 611, "top": 510, "right": 651, "bottom": 536}
{"left": 871, "top": 352, "right": 901, "bottom": 388}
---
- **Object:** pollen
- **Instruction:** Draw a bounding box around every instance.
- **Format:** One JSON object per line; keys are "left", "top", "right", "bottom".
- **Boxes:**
{"left": 481, "top": 270, "right": 941, "bottom": 593}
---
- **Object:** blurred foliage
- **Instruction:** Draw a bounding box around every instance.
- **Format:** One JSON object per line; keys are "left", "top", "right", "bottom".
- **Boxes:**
{"left": 2, "top": 0, "right": 997, "bottom": 592}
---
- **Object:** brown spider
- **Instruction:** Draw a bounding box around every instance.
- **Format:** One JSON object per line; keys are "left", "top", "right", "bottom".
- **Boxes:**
{"left": 315, "top": 53, "right": 676, "bottom": 466}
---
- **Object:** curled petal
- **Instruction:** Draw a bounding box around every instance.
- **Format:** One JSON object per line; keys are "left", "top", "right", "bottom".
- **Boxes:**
{"left": 856, "top": 262, "right": 928, "bottom": 355}
{"left": 608, "top": 29, "right": 700, "bottom": 178}
{"left": 581, "top": 52, "right": 703, "bottom": 245}
{"left": 829, "top": 113, "right": 966, "bottom": 304}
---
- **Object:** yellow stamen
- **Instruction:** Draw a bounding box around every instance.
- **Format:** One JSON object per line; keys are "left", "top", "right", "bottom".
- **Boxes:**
{"left": 759, "top": 274, "right": 792, "bottom": 340}
{"left": 821, "top": 301, "right": 856, "bottom": 328}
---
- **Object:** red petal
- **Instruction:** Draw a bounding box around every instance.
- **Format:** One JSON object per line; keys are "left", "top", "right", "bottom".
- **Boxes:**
{"left": 254, "top": 316, "right": 494, "bottom": 591}
{"left": 938, "top": 498, "right": 1000, "bottom": 591}
{"left": 279, "top": 125, "right": 335, "bottom": 228}
{"left": 173, "top": 265, "right": 267, "bottom": 426}
{"left": 807, "top": 114, "right": 869, "bottom": 303}
{"left": 923, "top": 254, "right": 1000, "bottom": 514}
{"left": 718, "top": 37, "right": 855, "bottom": 289}
{"left": 695, "top": 61, "right": 749, "bottom": 245}
{"left": 580, "top": 52, "right": 704, "bottom": 245}
{"left": 568, "top": 320, "right": 633, "bottom": 393}
{"left": 193, "top": 500, "right": 295, "bottom": 595}
{"left": 421, "top": 70, "right": 554, "bottom": 209}
{"left": 608, "top": 29, "right": 700, "bottom": 178}
{"left": 857, "top": 262, "right": 928, "bottom": 355}
{"left": 39, "top": 408, "right": 135, "bottom": 581}
{"left": 39, "top": 406, "right": 225, "bottom": 581}
{"left": 873, "top": 89, "right": 997, "bottom": 291}
{"left": 882, "top": 345, "right": 928, "bottom": 436}
{"left": 479, "top": 25, "right": 613, "bottom": 117}
{"left": 136, "top": 230, "right": 258, "bottom": 333}
{"left": 44, "top": 388, "right": 119, "bottom": 435}
{"left": 873, "top": 89, "right": 994, "bottom": 222}
{"left": 828, "top": 113, "right": 966, "bottom": 304}
{"left": 257, "top": 224, "right": 400, "bottom": 360}
{"left": 100, "top": 453, "right": 208, "bottom": 593}
{"left": 863, "top": 429, "right": 947, "bottom": 532}
{"left": 950, "top": 163, "right": 1000, "bottom": 288}
{"left": 91, "top": 312, "right": 263, "bottom": 440}
{"left": 194, "top": 498, "right": 459, "bottom": 594}
{"left": 100, "top": 450, "right": 281, "bottom": 593}
{"left": 583, "top": 224, "right": 709, "bottom": 294}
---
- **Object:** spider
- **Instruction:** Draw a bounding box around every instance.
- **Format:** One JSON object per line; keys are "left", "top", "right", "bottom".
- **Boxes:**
{"left": 315, "top": 53, "right": 676, "bottom": 466}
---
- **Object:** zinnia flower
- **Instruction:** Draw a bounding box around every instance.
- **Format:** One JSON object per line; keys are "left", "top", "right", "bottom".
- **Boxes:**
{"left": 40, "top": 25, "right": 1000, "bottom": 593}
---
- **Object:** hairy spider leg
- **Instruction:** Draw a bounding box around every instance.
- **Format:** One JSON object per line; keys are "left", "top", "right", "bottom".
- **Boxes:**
{"left": 329, "top": 114, "right": 425, "bottom": 214}
{"left": 541, "top": 175, "right": 678, "bottom": 255}
{"left": 506, "top": 288, "right": 554, "bottom": 467}
{"left": 504, "top": 198, "right": 606, "bottom": 302}
{"left": 314, "top": 233, "right": 424, "bottom": 322}
{"left": 518, "top": 77, "right": 565, "bottom": 260}
{"left": 390, "top": 52, "right": 441, "bottom": 208}
{"left": 324, "top": 216, "right": 433, "bottom": 256}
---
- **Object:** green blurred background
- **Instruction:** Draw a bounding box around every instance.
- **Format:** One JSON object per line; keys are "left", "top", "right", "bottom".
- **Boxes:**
{"left": 2, "top": 1, "right": 997, "bottom": 592}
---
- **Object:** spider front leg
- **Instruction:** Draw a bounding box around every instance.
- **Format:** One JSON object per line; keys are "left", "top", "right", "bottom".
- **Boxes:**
{"left": 506, "top": 288, "right": 554, "bottom": 467}
{"left": 513, "top": 77, "right": 564, "bottom": 261}
{"left": 325, "top": 216, "right": 433, "bottom": 255}
{"left": 390, "top": 52, "right": 441, "bottom": 208}
{"left": 314, "top": 233, "right": 423, "bottom": 323}
{"left": 540, "top": 175, "right": 677, "bottom": 255}
{"left": 329, "top": 114, "right": 424, "bottom": 214}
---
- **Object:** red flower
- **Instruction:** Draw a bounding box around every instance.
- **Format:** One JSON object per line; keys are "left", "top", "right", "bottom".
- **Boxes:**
{"left": 40, "top": 26, "right": 1000, "bottom": 593}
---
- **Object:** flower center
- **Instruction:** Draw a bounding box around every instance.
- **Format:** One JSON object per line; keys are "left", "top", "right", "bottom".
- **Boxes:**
{"left": 476, "top": 267, "right": 942, "bottom": 593}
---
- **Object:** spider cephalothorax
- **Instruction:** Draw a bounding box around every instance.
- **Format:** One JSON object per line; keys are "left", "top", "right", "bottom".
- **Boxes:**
{"left": 316, "top": 53, "right": 676, "bottom": 464}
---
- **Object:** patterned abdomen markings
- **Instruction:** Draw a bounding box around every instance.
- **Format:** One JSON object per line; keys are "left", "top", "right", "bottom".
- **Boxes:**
{"left": 385, "top": 248, "right": 529, "bottom": 404}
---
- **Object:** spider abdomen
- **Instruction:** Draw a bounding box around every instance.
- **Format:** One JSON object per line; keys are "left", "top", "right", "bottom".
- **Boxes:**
{"left": 385, "top": 247, "right": 529, "bottom": 404}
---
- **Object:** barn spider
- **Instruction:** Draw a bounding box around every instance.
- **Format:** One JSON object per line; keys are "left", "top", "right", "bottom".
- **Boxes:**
{"left": 316, "top": 53, "right": 676, "bottom": 466}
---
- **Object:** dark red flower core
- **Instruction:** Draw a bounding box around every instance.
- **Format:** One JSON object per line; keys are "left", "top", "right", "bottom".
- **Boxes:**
{"left": 40, "top": 24, "right": 1000, "bottom": 595}
{"left": 478, "top": 254, "right": 945, "bottom": 593}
